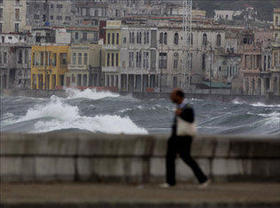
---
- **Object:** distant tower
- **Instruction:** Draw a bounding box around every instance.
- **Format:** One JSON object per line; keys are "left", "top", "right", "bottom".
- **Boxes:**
{"left": 182, "top": 0, "right": 192, "bottom": 90}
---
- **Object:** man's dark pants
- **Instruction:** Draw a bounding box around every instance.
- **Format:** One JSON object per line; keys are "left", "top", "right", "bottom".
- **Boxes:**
{"left": 166, "top": 135, "right": 207, "bottom": 186}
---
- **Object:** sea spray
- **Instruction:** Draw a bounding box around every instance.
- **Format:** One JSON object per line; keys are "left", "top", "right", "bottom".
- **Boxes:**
{"left": 65, "top": 88, "right": 119, "bottom": 100}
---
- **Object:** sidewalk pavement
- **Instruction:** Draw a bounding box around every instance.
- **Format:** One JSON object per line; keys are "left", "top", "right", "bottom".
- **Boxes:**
{"left": 1, "top": 182, "right": 280, "bottom": 208}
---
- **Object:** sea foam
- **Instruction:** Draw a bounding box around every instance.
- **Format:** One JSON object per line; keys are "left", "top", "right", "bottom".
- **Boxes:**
{"left": 15, "top": 96, "right": 147, "bottom": 134}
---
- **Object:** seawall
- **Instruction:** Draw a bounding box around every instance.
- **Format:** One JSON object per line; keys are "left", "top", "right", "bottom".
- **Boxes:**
{"left": 1, "top": 132, "right": 280, "bottom": 183}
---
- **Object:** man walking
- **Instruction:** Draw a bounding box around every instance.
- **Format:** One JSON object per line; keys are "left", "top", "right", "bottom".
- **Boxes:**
{"left": 161, "top": 88, "right": 209, "bottom": 188}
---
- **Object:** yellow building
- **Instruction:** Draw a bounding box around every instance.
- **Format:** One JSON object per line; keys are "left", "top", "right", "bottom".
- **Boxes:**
{"left": 31, "top": 45, "right": 69, "bottom": 90}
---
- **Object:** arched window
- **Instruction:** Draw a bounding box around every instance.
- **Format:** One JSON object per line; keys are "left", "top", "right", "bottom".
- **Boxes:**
{"left": 173, "top": 52, "right": 178, "bottom": 69}
{"left": 202, "top": 33, "right": 207, "bottom": 46}
{"left": 164, "top": 32, "right": 167, "bottom": 45}
{"left": 174, "top": 33, "right": 179, "bottom": 45}
{"left": 216, "top": 34, "right": 221, "bottom": 47}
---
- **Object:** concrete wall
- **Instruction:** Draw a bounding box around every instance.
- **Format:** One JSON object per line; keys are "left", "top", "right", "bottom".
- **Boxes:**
{"left": 1, "top": 132, "right": 280, "bottom": 183}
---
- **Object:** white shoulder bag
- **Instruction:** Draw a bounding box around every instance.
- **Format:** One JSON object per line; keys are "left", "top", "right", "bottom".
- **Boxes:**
{"left": 176, "top": 116, "right": 197, "bottom": 136}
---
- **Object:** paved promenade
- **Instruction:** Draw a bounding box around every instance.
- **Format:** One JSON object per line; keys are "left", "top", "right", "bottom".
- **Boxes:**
{"left": 1, "top": 182, "right": 280, "bottom": 208}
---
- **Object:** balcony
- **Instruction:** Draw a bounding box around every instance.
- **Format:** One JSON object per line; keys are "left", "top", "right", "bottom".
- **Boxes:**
{"left": 68, "top": 65, "right": 87, "bottom": 71}
{"left": 102, "top": 66, "right": 120, "bottom": 73}
{"left": 103, "top": 45, "right": 121, "bottom": 50}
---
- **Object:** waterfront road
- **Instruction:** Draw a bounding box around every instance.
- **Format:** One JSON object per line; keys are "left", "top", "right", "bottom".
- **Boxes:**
{"left": 1, "top": 182, "right": 280, "bottom": 208}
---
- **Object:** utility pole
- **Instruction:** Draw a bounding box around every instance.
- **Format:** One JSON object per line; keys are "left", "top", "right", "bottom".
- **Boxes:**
{"left": 182, "top": 0, "right": 192, "bottom": 91}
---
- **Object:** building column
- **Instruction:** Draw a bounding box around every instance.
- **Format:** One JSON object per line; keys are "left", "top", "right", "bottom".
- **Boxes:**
{"left": 36, "top": 74, "right": 39, "bottom": 89}
{"left": 276, "top": 77, "right": 280, "bottom": 95}
{"left": 270, "top": 77, "right": 274, "bottom": 94}
{"left": 118, "top": 75, "right": 121, "bottom": 90}
{"left": 126, "top": 74, "right": 129, "bottom": 91}
{"left": 261, "top": 78, "right": 265, "bottom": 96}
{"left": 134, "top": 74, "right": 136, "bottom": 91}
{"left": 141, "top": 74, "right": 143, "bottom": 92}
{"left": 148, "top": 75, "right": 150, "bottom": 88}
{"left": 43, "top": 73, "right": 46, "bottom": 90}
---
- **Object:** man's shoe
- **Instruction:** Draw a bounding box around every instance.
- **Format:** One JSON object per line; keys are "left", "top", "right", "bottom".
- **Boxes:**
{"left": 159, "top": 183, "right": 172, "bottom": 188}
{"left": 198, "top": 179, "right": 211, "bottom": 189}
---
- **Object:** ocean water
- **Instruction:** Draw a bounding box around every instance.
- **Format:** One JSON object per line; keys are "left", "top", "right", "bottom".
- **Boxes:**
{"left": 1, "top": 88, "right": 280, "bottom": 136}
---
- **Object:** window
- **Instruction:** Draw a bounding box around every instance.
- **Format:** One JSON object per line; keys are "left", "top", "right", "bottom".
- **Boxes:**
{"left": 202, "top": 33, "right": 207, "bottom": 46}
{"left": 15, "top": 9, "right": 20, "bottom": 20}
{"left": 144, "top": 31, "right": 150, "bottom": 44}
{"left": 129, "top": 32, "right": 135, "bottom": 44}
{"left": 216, "top": 34, "right": 221, "bottom": 47}
{"left": 18, "top": 50, "right": 22, "bottom": 64}
{"left": 72, "top": 53, "right": 76, "bottom": 64}
{"left": 159, "top": 52, "right": 167, "bottom": 69}
{"left": 84, "top": 53, "right": 88, "bottom": 65}
{"left": 75, "top": 32, "right": 79, "bottom": 40}
{"left": 190, "top": 33, "right": 193, "bottom": 45}
{"left": 173, "top": 52, "right": 178, "bottom": 69}
{"left": 116, "top": 53, "right": 119, "bottom": 67}
{"left": 129, "top": 52, "right": 134, "bottom": 67}
{"left": 0, "top": 8, "right": 2, "bottom": 18}
{"left": 112, "top": 33, "right": 115, "bottom": 45}
{"left": 40, "top": 52, "right": 44, "bottom": 66}
{"left": 276, "top": 16, "right": 279, "bottom": 26}
{"left": 111, "top": 53, "right": 114, "bottom": 66}
{"left": 65, "top": 16, "right": 71, "bottom": 21}
{"left": 174, "top": 33, "right": 179, "bottom": 45}
{"left": 15, "top": 23, "right": 19, "bottom": 32}
{"left": 274, "top": 52, "right": 278, "bottom": 67}
{"left": 132, "top": 32, "right": 135, "bottom": 43}
{"left": 4, "top": 52, "right": 7, "bottom": 64}
{"left": 164, "top": 32, "right": 167, "bottom": 45}
{"left": 52, "top": 53, "right": 56, "bottom": 66}
{"left": 0, "top": 52, "right": 2, "bottom": 64}
{"left": 57, "top": 4, "right": 63, "bottom": 9}
{"left": 34, "top": 14, "right": 39, "bottom": 19}
{"left": 116, "top": 33, "right": 119, "bottom": 45}
{"left": 60, "top": 53, "right": 67, "bottom": 66}
{"left": 107, "top": 33, "right": 111, "bottom": 44}
{"left": 94, "top": 10, "right": 98, "bottom": 17}
{"left": 78, "top": 53, "right": 82, "bottom": 65}
{"left": 107, "top": 53, "right": 110, "bottom": 66}
{"left": 143, "top": 52, "right": 149, "bottom": 68}
{"left": 159, "top": 32, "right": 163, "bottom": 44}
{"left": 268, "top": 56, "right": 271, "bottom": 69}
{"left": 50, "top": 16, "right": 54, "bottom": 20}
{"left": 136, "top": 51, "right": 142, "bottom": 68}
{"left": 56, "top": 16, "right": 63, "bottom": 20}
{"left": 50, "top": 4, "right": 54, "bottom": 8}
{"left": 202, "top": 54, "right": 206, "bottom": 70}
{"left": 82, "top": 32, "right": 87, "bottom": 40}
{"left": 0, "top": 23, "right": 2, "bottom": 33}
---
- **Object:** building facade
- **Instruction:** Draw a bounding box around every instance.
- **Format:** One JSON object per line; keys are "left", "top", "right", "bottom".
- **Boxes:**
{"left": 66, "top": 44, "right": 103, "bottom": 88}
{"left": 31, "top": 45, "right": 69, "bottom": 90}
{"left": 1, "top": 0, "right": 28, "bottom": 33}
